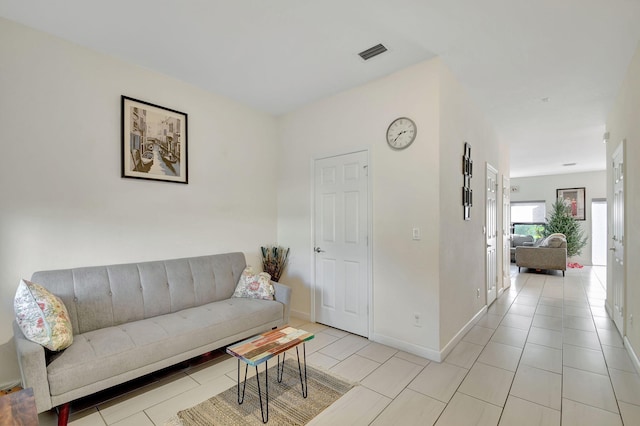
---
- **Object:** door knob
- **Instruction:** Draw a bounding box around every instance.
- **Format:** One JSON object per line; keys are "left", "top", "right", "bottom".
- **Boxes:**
{"left": 314, "top": 247, "right": 325, "bottom": 253}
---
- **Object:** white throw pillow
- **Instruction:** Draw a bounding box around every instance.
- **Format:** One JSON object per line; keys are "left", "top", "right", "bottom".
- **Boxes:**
{"left": 232, "top": 266, "right": 275, "bottom": 300}
{"left": 539, "top": 233, "right": 566, "bottom": 248}
{"left": 545, "top": 236, "right": 566, "bottom": 248}
{"left": 14, "top": 279, "right": 73, "bottom": 351}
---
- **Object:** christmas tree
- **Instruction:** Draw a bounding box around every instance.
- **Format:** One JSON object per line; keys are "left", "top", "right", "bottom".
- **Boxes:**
{"left": 543, "top": 199, "right": 588, "bottom": 257}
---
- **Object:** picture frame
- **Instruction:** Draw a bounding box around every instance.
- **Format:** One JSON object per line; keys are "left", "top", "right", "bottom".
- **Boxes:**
{"left": 556, "top": 187, "right": 586, "bottom": 220}
{"left": 462, "top": 142, "right": 473, "bottom": 220}
{"left": 122, "top": 96, "right": 188, "bottom": 184}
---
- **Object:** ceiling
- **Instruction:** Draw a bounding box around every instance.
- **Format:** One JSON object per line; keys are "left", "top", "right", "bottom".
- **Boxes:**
{"left": 2, "top": 0, "right": 640, "bottom": 177}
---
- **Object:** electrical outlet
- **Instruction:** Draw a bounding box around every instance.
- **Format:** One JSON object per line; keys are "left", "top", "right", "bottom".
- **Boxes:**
{"left": 412, "top": 227, "right": 421, "bottom": 240}
{"left": 477, "top": 288, "right": 480, "bottom": 298}
{"left": 413, "top": 312, "right": 422, "bottom": 327}
{"left": 631, "top": 314, "right": 634, "bottom": 326}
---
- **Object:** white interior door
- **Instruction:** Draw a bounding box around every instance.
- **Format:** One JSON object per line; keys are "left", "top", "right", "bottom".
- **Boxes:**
{"left": 486, "top": 164, "right": 498, "bottom": 305}
{"left": 502, "top": 175, "right": 511, "bottom": 290}
{"left": 611, "top": 142, "right": 625, "bottom": 334}
{"left": 314, "top": 151, "right": 369, "bottom": 337}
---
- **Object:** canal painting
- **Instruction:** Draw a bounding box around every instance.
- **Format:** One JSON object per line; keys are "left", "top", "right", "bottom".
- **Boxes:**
{"left": 122, "top": 96, "right": 188, "bottom": 184}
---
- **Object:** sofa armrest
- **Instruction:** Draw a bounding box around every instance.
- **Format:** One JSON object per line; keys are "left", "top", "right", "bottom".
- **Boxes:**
{"left": 13, "top": 321, "right": 52, "bottom": 413}
{"left": 273, "top": 281, "right": 292, "bottom": 325}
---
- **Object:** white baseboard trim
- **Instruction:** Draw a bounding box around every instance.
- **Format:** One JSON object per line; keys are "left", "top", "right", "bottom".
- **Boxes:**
{"left": 0, "top": 380, "right": 21, "bottom": 392}
{"left": 372, "top": 306, "right": 488, "bottom": 363}
{"left": 290, "top": 309, "right": 310, "bottom": 322}
{"left": 371, "top": 333, "right": 442, "bottom": 362}
{"left": 439, "top": 306, "right": 488, "bottom": 362}
{"left": 624, "top": 336, "right": 640, "bottom": 375}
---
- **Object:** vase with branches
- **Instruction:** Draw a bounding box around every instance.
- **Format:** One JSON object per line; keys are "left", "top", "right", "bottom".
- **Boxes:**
{"left": 260, "top": 245, "right": 290, "bottom": 282}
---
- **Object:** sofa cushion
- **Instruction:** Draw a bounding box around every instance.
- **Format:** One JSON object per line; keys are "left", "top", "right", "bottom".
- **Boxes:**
{"left": 14, "top": 279, "right": 73, "bottom": 351}
{"left": 46, "top": 298, "right": 283, "bottom": 396}
{"left": 31, "top": 253, "right": 247, "bottom": 335}
{"left": 232, "top": 266, "right": 274, "bottom": 300}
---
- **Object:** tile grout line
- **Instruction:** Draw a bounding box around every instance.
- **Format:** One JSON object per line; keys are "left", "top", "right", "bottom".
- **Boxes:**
{"left": 579, "top": 267, "right": 626, "bottom": 419}
{"left": 496, "top": 272, "right": 544, "bottom": 424}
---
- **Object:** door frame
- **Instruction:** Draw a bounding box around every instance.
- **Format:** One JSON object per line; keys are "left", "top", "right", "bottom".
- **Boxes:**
{"left": 501, "top": 175, "right": 511, "bottom": 292}
{"left": 609, "top": 140, "right": 625, "bottom": 335}
{"left": 310, "top": 148, "right": 373, "bottom": 338}
{"left": 485, "top": 163, "right": 499, "bottom": 306}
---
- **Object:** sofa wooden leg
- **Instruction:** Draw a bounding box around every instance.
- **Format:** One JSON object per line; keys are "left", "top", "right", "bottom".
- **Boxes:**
{"left": 57, "top": 403, "right": 70, "bottom": 426}
{"left": 563, "top": 271, "right": 565, "bottom": 277}
{"left": 518, "top": 267, "right": 521, "bottom": 273}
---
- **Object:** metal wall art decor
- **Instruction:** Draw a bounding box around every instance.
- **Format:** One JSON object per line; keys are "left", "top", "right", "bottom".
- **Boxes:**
{"left": 122, "top": 96, "right": 188, "bottom": 184}
{"left": 462, "top": 142, "right": 473, "bottom": 220}
{"left": 556, "top": 187, "right": 586, "bottom": 220}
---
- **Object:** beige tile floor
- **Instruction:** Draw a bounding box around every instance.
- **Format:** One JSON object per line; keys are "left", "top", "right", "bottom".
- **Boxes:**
{"left": 39, "top": 265, "right": 640, "bottom": 425}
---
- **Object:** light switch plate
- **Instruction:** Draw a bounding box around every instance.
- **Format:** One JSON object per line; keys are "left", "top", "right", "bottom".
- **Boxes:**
{"left": 412, "top": 228, "right": 421, "bottom": 240}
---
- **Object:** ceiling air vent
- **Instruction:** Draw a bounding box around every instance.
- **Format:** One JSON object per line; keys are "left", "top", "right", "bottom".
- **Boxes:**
{"left": 359, "top": 43, "right": 387, "bottom": 61}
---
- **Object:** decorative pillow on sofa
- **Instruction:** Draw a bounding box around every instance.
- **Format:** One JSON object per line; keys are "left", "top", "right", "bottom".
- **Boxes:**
{"left": 14, "top": 279, "right": 73, "bottom": 351}
{"left": 540, "top": 233, "right": 567, "bottom": 248}
{"left": 232, "top": 266, "right": 275, "bottom": 300}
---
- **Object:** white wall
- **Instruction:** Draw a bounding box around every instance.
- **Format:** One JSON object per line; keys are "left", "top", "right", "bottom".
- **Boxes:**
{"left": 510, "top": 171, "right": 606, "bottom": 266}
{"left": 277, "top": 57, "right": 506, "bottom": 358}
{"left": 0, "top": 19, "right": 279, "bottom": 385}
{"left": 438, "top": 62, "right": 507, "bottom": 348}
{"left": 606, "top": 42, "right": 640, "bottom": 357}
{"left": 278, "top": 59, "right": 442, "bottom": 355}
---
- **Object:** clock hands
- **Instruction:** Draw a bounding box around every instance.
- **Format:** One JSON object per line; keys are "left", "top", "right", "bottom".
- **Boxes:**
{"left": 393, "top": 130, "right": 407, "bottom": 142}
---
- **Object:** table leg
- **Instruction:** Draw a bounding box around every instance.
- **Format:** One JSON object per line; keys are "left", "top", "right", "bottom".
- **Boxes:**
{"left": 295, "top": 343, "right": 309, "bottom": 398}
{"left": 255, "top": 360, "right": 269, "bottom": 423}
{"left": 237, "top": 359, "right": 249, "bottom": 404}
{"left": 277, "top": 353, "right": 286, "bottom": 383}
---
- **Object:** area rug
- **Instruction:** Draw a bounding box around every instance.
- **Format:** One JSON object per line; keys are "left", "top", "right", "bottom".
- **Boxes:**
{"left": 166, "top": 358, "right": 353, "bottom": 425}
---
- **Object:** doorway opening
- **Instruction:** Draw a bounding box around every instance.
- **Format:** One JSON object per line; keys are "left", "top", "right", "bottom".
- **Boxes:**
{"left": 591, "top": 199, "right": 607, "bottom": 266}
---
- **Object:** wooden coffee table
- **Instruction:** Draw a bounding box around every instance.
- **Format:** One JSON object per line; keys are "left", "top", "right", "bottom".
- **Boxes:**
{"left": 226, "top": 326, "right": 314, "bottom": 423}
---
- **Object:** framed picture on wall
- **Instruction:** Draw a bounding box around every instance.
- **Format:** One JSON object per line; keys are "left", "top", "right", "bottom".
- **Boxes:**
{"left": 122, "top": 96, "right": 188, "bottom": 184}
{"left": 556, "top": 187, "right": 586, "bottom": 220}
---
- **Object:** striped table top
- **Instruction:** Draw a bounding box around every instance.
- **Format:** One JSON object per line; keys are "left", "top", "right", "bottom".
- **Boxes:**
{"left": 226, "top": 326, "right": 315, "bottom": 366}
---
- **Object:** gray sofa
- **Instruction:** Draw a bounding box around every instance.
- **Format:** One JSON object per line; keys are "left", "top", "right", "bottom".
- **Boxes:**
{"left": 510, "top": 234, "right": 535, "bottom": 262}
{"left": 515, "top": 234, "right": 567, "bottom": 276}
{"left": 13, "top": 252, "right": 291, "bottom": 425}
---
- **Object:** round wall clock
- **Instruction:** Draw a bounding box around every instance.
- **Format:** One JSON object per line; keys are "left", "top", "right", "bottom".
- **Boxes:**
{"left": 386, "top": 117, "right": 417, "bottom": 150}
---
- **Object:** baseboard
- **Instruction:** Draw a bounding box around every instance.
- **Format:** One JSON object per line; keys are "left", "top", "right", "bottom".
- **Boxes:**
{"left": 371, "top": 333, "right": 442, "bottom": 362}
{"left": 0, "top": 380, "right": 21, "bottom": 392}
{"left": 290, "top": 309, "right": 310, "bottom": 322}
{"left": 371, "top": 306, "right": 488, "bottom": 363}
{"left": 623, "top": 336, "right": 640, "bottom": 375}
{"left": 439, "top": 306, "right": 488, "bottom": 362}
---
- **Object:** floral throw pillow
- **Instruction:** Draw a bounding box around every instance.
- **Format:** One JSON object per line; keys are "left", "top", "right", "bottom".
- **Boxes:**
{"left": 14, "top": 279, "right": 73, "bottom": 351}
{"left": 232, "top": 266, "right": 275, "bottom": 300}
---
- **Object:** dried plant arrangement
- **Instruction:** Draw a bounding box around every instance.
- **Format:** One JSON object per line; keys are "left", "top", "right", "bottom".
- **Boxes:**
{"left": 260, "top": 245, "right": 290, "bottom": 282}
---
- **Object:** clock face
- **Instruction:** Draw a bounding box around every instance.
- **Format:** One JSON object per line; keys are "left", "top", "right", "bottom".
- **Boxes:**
{"left": 386, "top": 117, "right": 417, "bottom": 150}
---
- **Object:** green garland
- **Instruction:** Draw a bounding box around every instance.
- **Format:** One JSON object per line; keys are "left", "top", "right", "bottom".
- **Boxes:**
{"left": 260, "top": 245, "right": 290, "bottom": 282}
